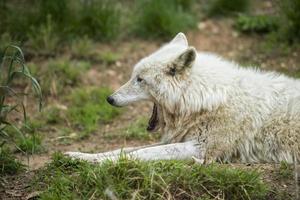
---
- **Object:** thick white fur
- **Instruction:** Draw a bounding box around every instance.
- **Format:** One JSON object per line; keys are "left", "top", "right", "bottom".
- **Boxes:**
{"left": 67, "top": 33, "right": 300, "bottom": 164}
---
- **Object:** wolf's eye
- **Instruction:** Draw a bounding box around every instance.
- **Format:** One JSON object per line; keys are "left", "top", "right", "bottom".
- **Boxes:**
{"left": 169, "top": 67, "right": 176, "bottom": 76}
{"left": 137, "top": 76, "right": 143, "bottom": 82}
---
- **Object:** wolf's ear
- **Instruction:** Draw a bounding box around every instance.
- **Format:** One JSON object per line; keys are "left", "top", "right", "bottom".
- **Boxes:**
{"left": 170, "top": 32, "right": 188, "bottom": 47}
{"left": 175, "top": 47, "right": 196, "bottom": 68}
{"left": 168, "top": 47, "right": 196, "bottom": 76}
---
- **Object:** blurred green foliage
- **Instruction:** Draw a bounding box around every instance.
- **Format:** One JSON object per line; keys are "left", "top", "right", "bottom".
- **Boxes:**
{"left": 235, "top": 14, "right": 278, "bottom": 34}
{"left": 132, "top": 0, "right": 197, "bottom": 39}
{"left": 233, "top": 0, "right": 300, "bottom": 45}
{"left": 277, "top": 0, "right": 300, "bottom": 43}
{"left": 205, "top": 0, "right": 250, "bottom": 17}
{"left": 0, "top": 0, "right": 121, "bottom": 46}
{"left": 0, "top": 147, "right": 24, "bottom": 175}
{"left": 1, "top": 0, "right": 299, "bottom": 54}
{"left": 0, "top": 0, "right": 197, "bottom": 50}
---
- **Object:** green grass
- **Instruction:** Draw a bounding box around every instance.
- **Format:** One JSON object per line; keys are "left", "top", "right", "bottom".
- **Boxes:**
{"left": 0, "top": 147, "right": 24, "bottom": 175}
{"left": 47, "top": 59, "right": 90, "bottom": 84}
{"left": 67, "top": 87, "right": 121, "bottom": 138}
{"left": 30, "top": 59, "right": 91, "bottom": 96}
{"left": 99, "top": 51, "right": 120, "bottom": 65}
{"left": 205, "top": 0, "right": 250, "bottom": 17}
{"left": 17, "top": 134, "right": 43, "bottom": 154}
{"left": 4, "top": 120, "right": 44, "bottom": 154}
{"left": 70, "top": 36, "right": 94, "bottom": 59}
{"left": 34, "top": 152, "right": 269, "bottom": 200}
{"left": 235, "top": 14, "right": 278, "bottom": 34}
{"left": 27, "top": 15, "right": 60, "bottom": 55}
{"left": 133, "top": 0, "right": 197, "bottom": 39}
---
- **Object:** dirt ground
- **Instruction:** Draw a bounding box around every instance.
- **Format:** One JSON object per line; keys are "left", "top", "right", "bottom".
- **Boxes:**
{"left": 1, "top": 17, "right": 300, "bottom": 199}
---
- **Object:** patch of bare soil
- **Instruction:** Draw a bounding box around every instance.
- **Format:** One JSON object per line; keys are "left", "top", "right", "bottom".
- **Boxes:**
{"left": 1, "top": 171, "right": 35, "bottom": 200}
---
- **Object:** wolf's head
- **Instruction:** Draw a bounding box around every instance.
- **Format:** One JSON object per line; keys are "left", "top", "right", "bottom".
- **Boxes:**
{"left": 107, "top": 33, "right": 199, "bottom": 132}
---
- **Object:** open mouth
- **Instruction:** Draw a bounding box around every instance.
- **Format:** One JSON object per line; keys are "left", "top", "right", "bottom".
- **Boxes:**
{"left": 147, "top": 103, "right": 159, "bottom": 132}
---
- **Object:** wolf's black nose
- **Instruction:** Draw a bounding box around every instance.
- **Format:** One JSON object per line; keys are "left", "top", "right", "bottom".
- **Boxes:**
{"left": 106, "top": 96, "right": 115, "bottom": 105}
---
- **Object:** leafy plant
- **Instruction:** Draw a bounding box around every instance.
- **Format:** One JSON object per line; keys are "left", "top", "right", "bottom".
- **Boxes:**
{"left": 235, "top": 14, "right": 278, "bottom": 34}
{"left": 0, "top": 45, "right": 42, "bottom": 172}
{"left": 133, "top": 0, "right": 197, "bottom": 39}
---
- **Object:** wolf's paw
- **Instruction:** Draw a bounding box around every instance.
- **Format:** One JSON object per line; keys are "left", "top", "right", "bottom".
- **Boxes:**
{"left": 192, "top": 156, "right": 204, "bottom": 164}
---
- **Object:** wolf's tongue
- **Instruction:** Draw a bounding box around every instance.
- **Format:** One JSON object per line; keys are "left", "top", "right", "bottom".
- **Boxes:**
{"left": 147, "top": 103, "right": 158, "bottom": 132}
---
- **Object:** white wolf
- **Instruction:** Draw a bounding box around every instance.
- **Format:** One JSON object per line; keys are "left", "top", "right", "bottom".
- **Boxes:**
{"left": 67, "top": 33, "right": 300, "bottom": 164}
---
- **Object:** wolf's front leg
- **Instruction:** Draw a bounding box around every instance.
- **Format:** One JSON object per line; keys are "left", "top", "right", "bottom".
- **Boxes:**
{"left": 65, "top": 146, "right": 143, "bottom": 163}
{"left": 66, "top": 140, "right": 204, "bottom": 163}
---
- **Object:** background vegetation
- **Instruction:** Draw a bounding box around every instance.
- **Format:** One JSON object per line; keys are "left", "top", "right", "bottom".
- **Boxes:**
{"left": 1, "top": 0, "right": 299, "bottom": 56}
